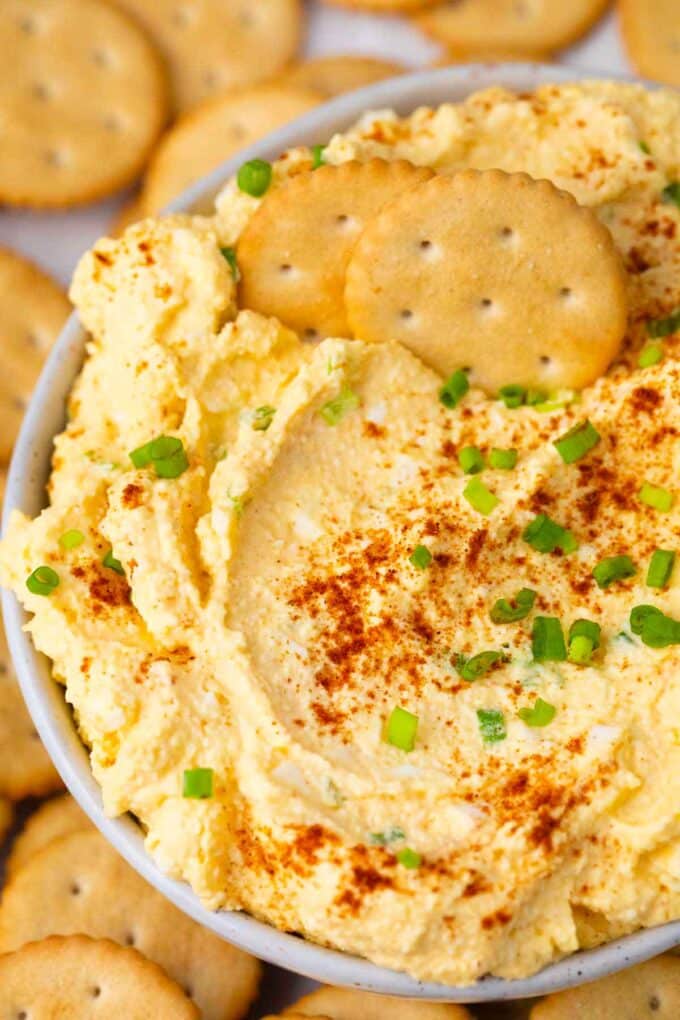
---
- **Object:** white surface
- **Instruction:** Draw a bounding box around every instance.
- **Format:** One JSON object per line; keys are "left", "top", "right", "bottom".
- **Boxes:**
{"left": 0, "top": 4, "right": 630, "bottom": 290}
{"left": 7, "top": 59, "right": 680, "bottom": 1013}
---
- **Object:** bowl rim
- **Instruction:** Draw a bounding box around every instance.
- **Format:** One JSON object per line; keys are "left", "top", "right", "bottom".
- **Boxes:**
{"left": 4, "top": 61, "right": 680, "bottom": 1002}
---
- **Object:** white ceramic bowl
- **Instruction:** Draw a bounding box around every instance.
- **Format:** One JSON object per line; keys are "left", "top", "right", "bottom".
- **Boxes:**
{"left": 4, "top": 63, "right": 679, "bottom": 1003}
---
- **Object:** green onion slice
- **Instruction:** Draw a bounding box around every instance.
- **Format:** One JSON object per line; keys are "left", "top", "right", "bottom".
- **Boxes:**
{"left": 553, "top": 419, "right": 601, "bottom": 464}
{"left": 646, "top": 549, "right": 676, "bottom": 589}
{"left": 518, "top": 697, "right": 556, "bottom": 727}
{"left": 319, "top": 387, "right": 360, "bottom": 425}
{"left": 630, "top": 605, "right": 680, "bottom": 647}
{"left": 638, "top": 343, "right": 664, "bottom": 369}
{"left": 458, "top": 445, "right": 484, "bottom": 474}
{"left": 311, "top": 144, "right": 326, "bottom": 169}
{"left": 182, "top": 767, "right": 214, "bottom": 799}
{"left": 647, "top": 308, "right": 680, "bottom": 339}
{"left": 396, "top": 847, "right": 421, "bottom": 869}
{"left": 455, "top": 650, "right": 507, "bottom": 682}
{"left": 102, "top": 550, "right": 125, "bottom": 575}
{"left": 369, "top": 826, "right": 405, "bottom": 846}
{"left": 639, "top": 482, "right": 674, "bottom": 512}
{"left": 569, "top": 618, "right": 601, "bottom": 649}
{"left": 522, "top": 513, "right": 577, "bottom": 554}
{"left": 498, "top": 384, "right": 526, "bottom": 408}
{"left": 531, "top": 616, "right": 567, "bottom": 662}
{"left": 236, "top": 158, "right": 272, "bottom": 197}
{"left": 662, "top": 181, "right": 680, "bottom": 207}
{"left": 490, "top": 587, "right": 536, "bottom": 624}
{"left": 489, "top": 448, "right": 517, "bottom": 470}
{"left": 219, "top": 246, "right": 240, "bottom": 281}
{"left": 409, "top": 544, "right": 432, "bottom": 570}
{"left": 252, "top": 405, "right": 276, "bottom": 431}
{"left": 386, "top": 706, "right": 418, "bottom": 752}
{"left": 26, "top": 565, "right": 60, "bottom": 596}
{"left": 639, "top": 140, "right": 651, "bottom": 155}
{"left": 592, "top": 555, "right": 637, "bottom": 589}
{"left": 130, "top": 435, "right": 189, "bottom": 479}
{"left": 630, "top": 604, "right": 661, "bottom": 635}
{"left": 526, "top": 388, "right": 548, "bottom": 406}
{"left": 463, "top": 477, "right": 499, "bottom": 516}
{"left": 59, "top": 529, "right": 85, "bottom": 550}
{"left": 568, "top": 619, "right": 601, "bottom": 665}
{"left": 439, "top": 369, "right": 469, "bottom": 409}
{"left": 477, "top": 708, "right": 507, "bottom": 744}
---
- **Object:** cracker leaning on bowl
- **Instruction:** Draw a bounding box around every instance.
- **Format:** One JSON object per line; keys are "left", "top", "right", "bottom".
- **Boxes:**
{"left": 277, "top": 55, "right": 406, "bottom": 98}
{"left": 619, "top": 0, "right": 680, "bottom": 90}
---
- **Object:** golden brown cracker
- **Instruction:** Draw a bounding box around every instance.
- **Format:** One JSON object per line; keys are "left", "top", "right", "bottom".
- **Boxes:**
{"left": 237, "top": 158, "right": 433, "bottom": 340}
{"left": 345, "top": 169, "right": 628, "bottom": 392}
{"left": 0, "top": 934, "right": 200, "bottom": 1018}
{"left": 620, "top": 0, "right": 680, "bottom": 89}
{"left": 140, "top": 84, "right": 320, "bottom": 214}
{"left": 0, "top": 829, "right": 261, "bottom": 1020}
{"left": 6, "top": 795, "right": 90, "bottom": 879}
{"left": 324, "top": 0, "right": 439, "bottom": 13}
{"left": 277, "top": 55, "right": 405, "bottom": 97}
{"left": 530, "top": 954, "right": 680, "bottom": 1019}
{"left": 0, "top": 0, "right": 169, "bottom": 208}
{"left": 114, "top": 0, "right": 303, "bottom": 114}
{"left": 284, "top": 986, "right": 473, "bottom": 1018}
{"left": 0, "top": 626, "right": 62, "bottom": 800}
{"left": 416, "top": 0, "right": 609, "bottom": 57}
{"left": 0, "top": 247, "right": 71, "bottom": 463}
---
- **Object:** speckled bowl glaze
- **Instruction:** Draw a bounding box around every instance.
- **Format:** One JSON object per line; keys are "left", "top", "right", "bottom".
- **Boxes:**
{"left": 4, "top": 63, "right": 679, "bottom": 1002}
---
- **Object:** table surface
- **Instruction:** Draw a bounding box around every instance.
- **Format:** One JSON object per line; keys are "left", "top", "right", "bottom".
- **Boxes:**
{"left": 0, "top": 3, "right": 632, "bottom": 1014}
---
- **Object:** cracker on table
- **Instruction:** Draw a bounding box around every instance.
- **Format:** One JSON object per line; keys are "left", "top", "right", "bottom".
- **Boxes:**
{"left": 6, "top": 794, "right": 90, "bottom": 879}
{"left": 114, "top": 0, "right": 303, "bottom": 114}
{"left": 0, "top": 829, "right": 261, "bottom": 1020}
{"left": 283, "top": 985, "right": 473, "bottom": 1018}
{"left": 345, "top": 169, "right": 628, "bottom": 393}
{"left": 238, "top": 159, "right": 433, "bottom": 340}
{"left": 0, "top": 247, "right": 71, "bottom": 463}
{"left": 140, "top": 83, "right": 320, "bottom": 215}
{"left": 0, "top": 626, "right": 62, "bottom": 801}
{"left": 530, "top": 953, "right": 680, "bottom": 1018}
{"left": 277, "top": 55, "right": 405, "bottom": 97}
{"left": 415, "top": 0, "right": 609, "bottom": 57}
{"left": 0, "top": 934, "right": 200, "bottom": 1018}
{"left": 0, "top": 0, "right": 168, "bottom": 208}
{"left": 620, "top": 0, "right": 680, "bottom": 90}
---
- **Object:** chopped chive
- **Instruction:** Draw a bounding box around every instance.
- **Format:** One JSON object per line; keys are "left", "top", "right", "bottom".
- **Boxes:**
{"left": 646, "top": 549, "right": 675, "bottom": 589}
{"left": 236, "top": 158, "right": 272, "bottom": 197}
{"left": 490, "top": 587, "right": 536, "bottom": 624}
{"left": 498, "top": 384, "right": 526, "bottom": 408}
{"left": 569, "top": 618, "right": 601, "bottom": 648}
{"left": 630, "top": 605, "right": 680, "bottom": 647}
{"left": 662, "top": 181, "right": 680, "bottom": 207}
{"left": 59, "top": 529, "right": 85, "bottom": 550}
{"left": 129, "top": 440, "right": 154, "bottom": 468}
{"left": 458, "top": 445, "right": 484, "bottom": 474}
{"left": 219, "top": 246, "right": 240, "bottom": 281}
{"left": 409, "top": 544, "right": 432, "bottom": 570}
{"left": 130, "top": 436, "right": 189, "bottom": 479}
{"left": 319, "top": 387, "right": 360, "bottom": 425}
{"left": 489, "top": 447, "right": 517, "bottom": 470}
{"left": 463, "top": 476, "right": 499, "bottom": 515}
{"left": 369, "top": 826, "right": 405, "bottom": 846}
{"left": 531, "top": 616, "right": 567, "bottom": 662}
{"left": 311, "top": 144, "right": 326, "bottom": 169}
{"left": 455, "top": 650, "right": 506, "bottom": 681}
{"left": 26, "top": 565, "right": 59, "bottom": 596}
{"left": 396, "top": 847, "right": 421, "bottom": 869}
{"left": 102, "top": 550, "right": 125, "bottom": 575}
{"left": 630, "top": 604, "right": 659, "bottom": 635}
{"left": 518, "top": 697, "right": 556, "bottom": 727}
{"left": 639, "top": 482, "right": 674, "bottom": 512}
{"left": 386, "top": 706, "right": 418, "bottom": 752}
{"left": 477, "top": 708, "right": 506, "bottom": 744}
{"left": 553, "top": 419, "right": 600, "bottom": 464}
{"left": 522, "top": 513, "right": 577, "bottom": 554}
{"left": 526, "top": 388, "right": 548, "bottom": 406}
{"left": 439, "top": 369, "right": 469, "bottom": 409}
{"left": 592, "top": 554, "right": 637, "bottom": 589}
{"left": 568, "top": 619, "right": 601, "bottom": 665}
{"left": 638, "top": 343, "right": 664, "bottom": 368}
{"left": 182, "top": 767, "right": 213, "bottom": 799}
{"left": 252, "top": 405, "right": 276, "bottom": 431}
{"left": 639, "top": 140, "right": 651, "bottom": 155}
{"left": 647, "top": 308, "right": 680, "bottom": 339}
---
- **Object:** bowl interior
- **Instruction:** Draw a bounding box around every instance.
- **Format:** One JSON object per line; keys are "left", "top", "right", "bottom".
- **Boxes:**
{"left": 4, "top": 61, "right": 679, "bottom": 1002}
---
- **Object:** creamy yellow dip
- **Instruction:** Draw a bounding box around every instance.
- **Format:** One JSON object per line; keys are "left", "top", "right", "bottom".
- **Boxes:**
{"left": 2, "top": 82, "right": 680, "bottom": 984}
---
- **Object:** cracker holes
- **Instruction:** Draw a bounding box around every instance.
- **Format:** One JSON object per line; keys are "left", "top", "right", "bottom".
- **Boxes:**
{"left": 123, "top": 932, "right": 136, "bottom": 947}
{"left": 278, "top": 263, "right": 293, "bottom": 275}
{"left": 498, "top": 226, "right": 516, "bottom": 245}
{"left": 184, "top": 984, "right": 194, "bottom": 998}
{"left": 172, "top": 6, "right": 193, "bottom": 28}
{"left": 478, "top": 298, "right": 496, "bottom": 315}
{"left": 15, "top": 1011, "right": 27, "bottom": 1020}
{"left": 304, "top": 327, "right": 319, "bottom": 341}
{"left": 12, "top": 396, "right": 27, "bottom": 413}
{"left": 90, "top": 986, "right": 101, "bottom": 1000}
{"left": 399, "top": 309, "right": 413, "bottom": 322}
{"left": 239, "top": 9, "right": 255, "bottom": 28}
{"left": 229, "top": 123, "right": 247, "bottom": 142}
{"left": 45, "top": 148, "right": 68, "bottom": 169}
{"left": 649, "top": 995, "right": 661, "bottom": 1011}
{"left": 204, "top": 68, "right": 223, "bottom": 90}
{"left": 91, "top": 48, "right": 114, "bottom": 70}
{"left": 334, "top": 213, "right": 354, "bottom": 232}
{"left": 18, "top": 14, "right": 38, "bottom": 34}
{"left": 103, "top": 112, "right": 124, "bottom": 133}
{"left": 69, "top": 880, "right": 82, "bottom": 896}
{"left": 31, "top": 81, "right": 53, "bottom": 102}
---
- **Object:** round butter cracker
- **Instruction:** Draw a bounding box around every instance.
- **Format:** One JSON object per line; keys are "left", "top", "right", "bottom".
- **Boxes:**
{"left": 0, "top": 0, "right": 169, "bottom": 208}
{"left": 277, "top": 55, "right": 405, "bottom": 98}
{"left": 114, "top": 0, "right": 303, "bottom": 113}
{"left": 0, "top": 934, "right": 200, "bottom": 1018}
{"left": 283, "top": 986, "right": 473, "bottom": 1018}
{"left": 0, "top": 829, "right": 261, "bottom": 1020}
{"left": 6, "top": 794, "right": 90, "bottom": 879}
{"left": 620, "top": 0, "right": 680, "bottom": 89}
{"left": 345, "top": 169, "right": 628, "bottom": 393}
{"left": 530, "top": 953, "right": 680, "bottom": 1019}
{"left": 323, "top": 0, "right": 439, "bottom": 13}
{"left": 140, "top": 84, "right": 320, "bottom": 214}
{"left": 238, "top": 158, "right": 433, "bottom": 340}
{"left": 0, "top": 247, "right": 71, "bottom": 463}
{"left": 416, "top": 0, "right": 609, "bottom": 57}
